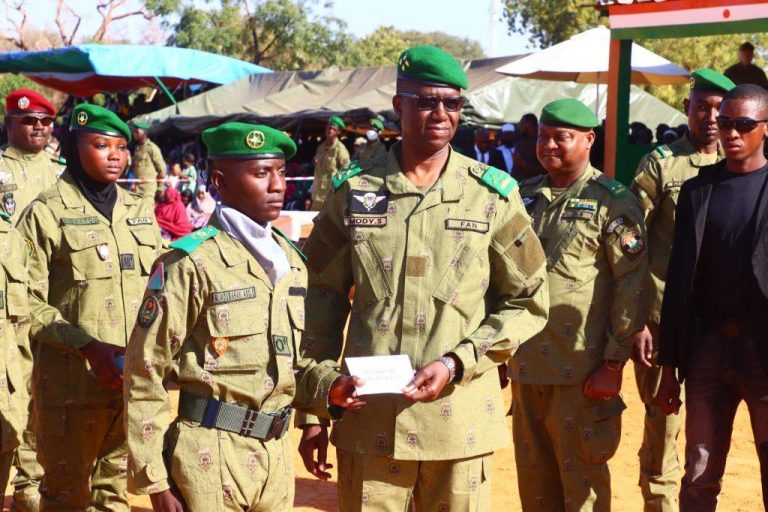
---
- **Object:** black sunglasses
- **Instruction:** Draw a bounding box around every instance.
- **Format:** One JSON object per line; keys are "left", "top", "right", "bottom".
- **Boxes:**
{"left": 9, "top": 115, "right": 54, "bottom": 127}
{"left": 716, "top": 116, "right": 768, "bottom": 133}
{"left": 397, "top": 93, "right": 466, "bottom": 112}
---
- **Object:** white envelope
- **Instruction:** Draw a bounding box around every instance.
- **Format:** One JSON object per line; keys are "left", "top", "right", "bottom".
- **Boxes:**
{"left": 345, "top": 354, "right": 416, "bottom": 395}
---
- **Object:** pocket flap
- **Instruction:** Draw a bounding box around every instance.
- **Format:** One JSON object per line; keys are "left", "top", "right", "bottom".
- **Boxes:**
{"left": 62, "top": 226, "right": 107, "bottom": 251}
{"left": 206, "top": 302, "right": 265, "bottom": 337}
{"left": 581, "top": 395, "right": 626, "bottom": 423}
{"left": 129, "top": 226, "right": 160, "bottom": 247}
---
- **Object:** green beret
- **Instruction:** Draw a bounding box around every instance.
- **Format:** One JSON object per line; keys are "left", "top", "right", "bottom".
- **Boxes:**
{"left": 370, "top": 118, "right": 384, "bottom": 131}
{"left": 540, "top": 99, "right": 599, "bottom": 129}
{"left": 202, "top": 122, "right": 297, "bottom": 160}
{"left": 129, "top": 120, "right": 151, "bottom": 131}
{"left": 690, "top": 68, "right": 735, "bottom": 94}
{"left": 329, "top": 115, "right": 345, "bottom": 130}
{"left": 70, "top": 104, "right": 131, "bottom": 142}
{"left": 397, "top": 45, "right": 468, "bottom": 90}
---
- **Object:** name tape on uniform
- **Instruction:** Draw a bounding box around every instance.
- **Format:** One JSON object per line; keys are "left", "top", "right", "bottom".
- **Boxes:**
{"left": 445, "top": 219, "right": 489, "bottom": 233}
{"left": 127, "top": 217, "right": 154, "bottom": 226}
{"left": 344, "top": 216, "right": 387, "bottom": 227}
{"left": 60, "top": 216, "right": 99, "bottom": 226}
{"left": 211, "top": 287, "right": 257, "bottom": 305}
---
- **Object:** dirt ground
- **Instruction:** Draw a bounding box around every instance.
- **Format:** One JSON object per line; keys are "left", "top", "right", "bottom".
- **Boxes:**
{"left": 2, "top": 369, "right": 762, "bottom": 511}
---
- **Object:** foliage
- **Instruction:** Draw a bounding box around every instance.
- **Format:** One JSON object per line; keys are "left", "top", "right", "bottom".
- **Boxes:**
{"left": 0, "top": 74, "right": 43, "bottom": 116}
{"left": 501, "top": 0, "right": 603, "bottom": 48}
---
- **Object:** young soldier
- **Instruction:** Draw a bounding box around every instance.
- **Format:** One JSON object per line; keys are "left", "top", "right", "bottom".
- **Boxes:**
{"left": 510, "top": 99, "right": 649, "bottom": 511}
{"left": 311, "top": 115, "right": 349, "bottom": 211}
{"left": 129, "top": 121, "right": 166, "bottom": 202}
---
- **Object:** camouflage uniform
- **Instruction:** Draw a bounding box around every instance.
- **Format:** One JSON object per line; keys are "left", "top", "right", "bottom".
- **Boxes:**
{"left": 509, "top": 165, "right": 649, "bottom": 512}
{"left": 132, "top": 139, "right": 165, "bottom": 201}
{"left": 124, "top": 217, "right": 339, "bottom": 511}
{"left": 311, "top": 138, "right": 350, "bottom": 211}
{"left": 17, "top": 171, "right": 164, "bottom": 510}
{"left": 631, "top": 136, "right": 721, "bottom": 511}
{"left": 300, "top": 144, "right": 549, "bottom": 511}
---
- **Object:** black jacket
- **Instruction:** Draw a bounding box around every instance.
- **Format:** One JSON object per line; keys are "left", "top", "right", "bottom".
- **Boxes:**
{"left": 659, "top": 162, "right": 768, "bottom": 379}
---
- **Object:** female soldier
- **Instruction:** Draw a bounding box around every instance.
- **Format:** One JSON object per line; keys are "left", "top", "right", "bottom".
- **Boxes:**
{"left": 18, "top": 104, "right": 164, "bottom": 510}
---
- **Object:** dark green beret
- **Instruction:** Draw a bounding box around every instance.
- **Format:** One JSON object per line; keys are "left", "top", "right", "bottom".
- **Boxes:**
{"left": 329, "top": 115, "right": 345, "bottom": 130}
{"left": 70, "top": 104, "right": 131, "bottom": 142}
{"left": 540, "top": 99, "right": 599, "bottom": 129}
{"left": 370, "top": 118, "right": 384, "bottom": 131}
{"left": 202, "top": 122, "right": 297, "bottom": 160}
{"left": 397, "top": 45, "right": 468, "bottom": 90}
{"left": 129, "top": 120, "right": 151, "bottom": 131}
{"left": 690, "top": 68, "right": 735, "bottom": 94}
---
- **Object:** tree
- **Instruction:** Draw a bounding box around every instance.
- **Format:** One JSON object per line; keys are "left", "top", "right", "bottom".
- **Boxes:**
{"left": 0, "top": 74, "right": 44, "bottom": 115}
{"left": 397, "top": 30, "right": 485, "bottom": 60}
{"left": 502, "top": 0, "right": 602, "bottom": 48}
{"left": 356, "top": 26, "right": 408, "bottom": 67}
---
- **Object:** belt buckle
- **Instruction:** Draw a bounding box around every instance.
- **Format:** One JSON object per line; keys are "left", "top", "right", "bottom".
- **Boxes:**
{"left": 240, "top": 409, "right": 258, "bottom": 437}
{"left": 267, "top": 408, "right": 291, "bottom": 441}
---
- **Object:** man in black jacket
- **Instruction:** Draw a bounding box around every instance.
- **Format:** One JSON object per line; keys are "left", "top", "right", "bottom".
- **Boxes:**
{"left": 656, "top": 84, "right": 768, "bottom": 511}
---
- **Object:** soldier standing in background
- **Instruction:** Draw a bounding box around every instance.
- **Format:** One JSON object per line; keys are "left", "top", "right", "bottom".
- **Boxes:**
{"left": 310, "top": 115, "right": 349, "bottom": 211}
{"left": 357, "top": 118, "right": 388, "bottom": 162}
{"left": 129, "top": 121, "right": 165, "bottom": 203}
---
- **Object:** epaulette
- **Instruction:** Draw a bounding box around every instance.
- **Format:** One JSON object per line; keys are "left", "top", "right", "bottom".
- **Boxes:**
{"left": 469, "top": 165, "right": 517, "bottom": 198}
{"left": 596, "top": 174, "right": 628, "bottom": 198}
{"left": 654, "top": 145, "right": 672, "bottom": 159}
{"left": 272, "top": 226, "right": 307, "bottom": 262}
{"left": 332, "top": 161, "right": 363, "bottom": 190}
{"left": 54, "top": 156, "right": 66, "bottom": 166}
{"left": 169, "top": 225, "right": 219, "bottom": 254}
{"left": 0, "top": 211, "right": 10, "bottom": 224}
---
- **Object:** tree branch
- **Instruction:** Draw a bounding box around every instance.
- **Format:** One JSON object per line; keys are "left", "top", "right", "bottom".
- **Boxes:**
{"left": 1, "top": 0, "right": 29, "bottom": 49}
{"left": 56, "top": 0, "right": 82, "bottom": 46}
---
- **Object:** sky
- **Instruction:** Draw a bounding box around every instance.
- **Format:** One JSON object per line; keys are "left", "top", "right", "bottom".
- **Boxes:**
{"left": 18, "top": 0, "right": 533, "bottom": 58}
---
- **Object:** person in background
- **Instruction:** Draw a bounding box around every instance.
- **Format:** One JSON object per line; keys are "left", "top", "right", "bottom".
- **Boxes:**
{"left": 357, "top": 118, "right": 388, "bottom": 162}
{"left": 155, "top": 187, "right": 192, "bottom": 241}
{"left": 129, "top": 121, "right": 165, "bottom": 203}
{"left": 655, "top": 123, "right": 670, "bottom": 144}
{"left": 473, "top": 126, "right": 506, "bottom": 169}
{"left": 179, "top": 153, "right": 197, "bottom": 194}
{"left": 724, "top": 41, "right": 768, "bottom": 90}
{"left": 187, "top": 184, "right": 216, "bottom": 229}
{"left": 351, "top": 136, "right": 367, "bottom": 161}
{"left": 661, "top": 129, "right": 679, "bottom": 145}
{"left": 497, "top": 123, "right": 517, "bottom": 173}
{"left": 180, "top": 189, "right": 193, "bottom": 207}
{"left": 310, "top": 115, "right": 349, "bottom": 211}
{"left": 513, "top": 113, "right": 546, "bottom": 181}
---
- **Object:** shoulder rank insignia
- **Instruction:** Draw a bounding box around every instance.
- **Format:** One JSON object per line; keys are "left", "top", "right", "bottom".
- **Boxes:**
{"left": 0, "top": 211, "right": 10, "bottom": 223}
{"left": 169, "top": 225, "right": 219, "bottom": 254}
{"left": 332, "top": 161, "right": 362, "bottom": 190}
{"left": 596, "top": 175, "right": 627, "bottom": 198}
{"left": 479, "top": 166, "right": 517, "bottom": 198}
{"left": 272, "top": 226, "right": 307, "bottom": 262}
{"left": 54, "top": 156, "right": 67, "bottom": 166}
{"left": 147, "top": 263, "right": 165, "bottom": 291}
{"left": 654, "top": 145, "right": 672, "bottom": 158}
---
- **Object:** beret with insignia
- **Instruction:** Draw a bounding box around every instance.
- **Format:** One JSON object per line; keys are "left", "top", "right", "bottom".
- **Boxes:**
{"left": 689, "top": 68, "right": 735, "bottom": 94}
{"left": 6, "top": 88, "right": 55, "bottom": 116}
{"left": 397, "top": 45, "right": 468, "bottom": 90}
{"left": 202, "top": 122, "right": 297, "bottom": 160}
{"left": 129, "top": 120, "right": 151, "bottom": 131}
{"left": 70, "top": 103, "right": 131, "bottom": 142}
{"left": 328, "top": 116, "right": 346, "bottom": 130}
{"left": 540, "top": 98, "right": 599, "bottom": 129}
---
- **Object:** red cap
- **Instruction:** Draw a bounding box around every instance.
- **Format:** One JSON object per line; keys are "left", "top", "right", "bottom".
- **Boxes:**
{"left": 5, "top": 89, "right": 55, "bottom": 117}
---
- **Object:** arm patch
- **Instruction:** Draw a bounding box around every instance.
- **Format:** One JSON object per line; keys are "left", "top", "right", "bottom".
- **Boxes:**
{"left": 493, "top": 212, "right": 544, "bottom": 278}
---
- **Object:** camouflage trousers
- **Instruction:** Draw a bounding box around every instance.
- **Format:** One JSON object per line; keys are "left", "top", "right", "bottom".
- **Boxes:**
{"left": 11, "top": 413, "right": 43, "bottom": 512}
{"left": 511, "top": 381, "right": 625, "bottom": 512}
{"left": 165, "top": 421, "right": 294, "bottom": 511}
{"left": 634, "top": 327, "right": 683, "bottom": 512}
{"left": 34, "top": 401, "right": 128, "bottom": 511}
{"left": 336, "top": 448, "right": 492, "bottom": 512}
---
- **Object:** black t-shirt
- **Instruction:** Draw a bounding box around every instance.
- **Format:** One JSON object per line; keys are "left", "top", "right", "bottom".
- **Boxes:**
{"left": 695, "top": 162, "right": 768, "bottom": 322}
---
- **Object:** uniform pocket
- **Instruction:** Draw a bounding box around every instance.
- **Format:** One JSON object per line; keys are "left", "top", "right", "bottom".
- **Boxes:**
{"left": 352, "top": 240, "right": 391, "bottom": 308}
{"left": 4, "top": 262, "right": 28, "bottom": 319}
{"left": 62, "top": 227, "right": 114, "bottom": 280}
{"left": 129, "top": 227, "right": 161, "bottom": 276}
{"left": 169, "top": 422, "right": 222, "bottom": 501}
{"left": 575, "top": 395, "right": 626, "bottom": 465}
{"left": 432, "top": 243, "right": 484, "bottom": 319}
{"left": 205, "top": 301, "right": 266, "bottom": 372}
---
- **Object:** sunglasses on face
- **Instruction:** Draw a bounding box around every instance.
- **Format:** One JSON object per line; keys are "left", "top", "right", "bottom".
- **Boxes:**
{"left": 715, "top": 116, "right": 768, "bottom": 133}
{"left": 10, "top": 115, "right": 54, "bottom": 127}
{"left": 397, "top": 93, "right": 466, "bottom": 112}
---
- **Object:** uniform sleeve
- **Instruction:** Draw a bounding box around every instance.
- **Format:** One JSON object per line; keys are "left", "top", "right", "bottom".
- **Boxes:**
{"left": 151, "top": 145, "right": 166, "bottom": 178}
{"left": 451, "top": 190, "right": 549, "bottom": 384}
{"left": 337, "top": 144, "right": 350, "bottom": 169}
{"left": 293, "top": 189, "right": 353, "bottom": 426}
{"left": 630, "top": 154, "right": 663, "bottom": 229}
{"left": 600, "top": 193, "right": 649, "bottom": 362}
{"left": 13, "top": 230, "right": 33, "bottom": 385}
{"left": 124, "top": 253, "right": 204, "bottom": 495}
{"left": 17, "top": 202, "right": 93, "bottom": 350}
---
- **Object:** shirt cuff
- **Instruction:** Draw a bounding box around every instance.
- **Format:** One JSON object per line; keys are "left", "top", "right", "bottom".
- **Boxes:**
{"left": 128, "top": 459, "right": 169, "bottom": 495}
{"left": 603, "top": 332, "right": 632, "bottom": 363}
{"left": 448, "top": 342, "right": 477, "bottom": 385}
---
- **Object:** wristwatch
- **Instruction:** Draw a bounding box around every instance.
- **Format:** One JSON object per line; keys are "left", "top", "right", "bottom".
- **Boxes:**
{"left": 439, "top": 356, "right": 458, "bottom": 382}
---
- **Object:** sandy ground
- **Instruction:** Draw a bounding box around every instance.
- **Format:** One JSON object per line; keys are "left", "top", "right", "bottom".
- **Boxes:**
{"left": 2, "top": 368, "right": 762, "bottom": 511}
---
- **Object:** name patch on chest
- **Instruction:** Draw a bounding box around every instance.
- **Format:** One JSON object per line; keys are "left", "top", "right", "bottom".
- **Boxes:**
{"left": 127, "top": 217, "right": 154, "bottom": 226}
{"left": 211, "top": 287, "right": 257, "bottom": 305}
{"left": 0, "top": 184, "right": 17, "bottom": 193}
{"left": 344, "top": 216, "right": 387, "bottom": 227}
{"left": 445, "top": 219, "right": 489, "bottom": 233}
{"left": 60, "top": 216, "right": 99, "bottom": 226}
{"left": 350, "top": 190, "right": 388, "bottom": 214}
{"left": 561, "top": 210, "right": 595, "bottom": 221}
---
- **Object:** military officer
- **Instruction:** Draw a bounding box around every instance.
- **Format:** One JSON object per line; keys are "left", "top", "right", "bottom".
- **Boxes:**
{"left": 357, "top": 118, "right": 388, "bottom": 162}
{"left": 311, "top": 115, "right": 349, "bottom": 211}
{"left": 129, "top": 121, "right": 166, "bottom": 202}
{"left": 630, "top": 68, "right": 735, "bottom": 512}
{"left": 18, "top": 104, "right": 165, "bottom": 510}
{"left": 124, "top": 122, "right": 360, "bottom": 512}
{"left": 509, "top": 99, "right": 649, "bottom": 511}
{"left": 0, "top": 211, "right": 33, "bottom": 497}
{"left": 298, "top": 45, "right": 549, "bottom": 511}
{"left": 0, "top": 89, "right": 64, "bottom": 222}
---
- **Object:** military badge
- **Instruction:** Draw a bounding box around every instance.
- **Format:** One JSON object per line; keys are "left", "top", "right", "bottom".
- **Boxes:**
{"left": 96, "top": 243, "right": 110, "bottom": 260}
{"left": 350, "top": 190, "right": 388, "bottom": 214}
{"left": 2, "top": 192, "right": 15, "bottom": 216}
{"left": 17, "top": 96, "right": 30, "bottom": 109}
{"left": 245, "top": 130, "right": 265, "bottom": 149}
{"left": 147, "top": 263, "right": 165, "bottom": 291}
{"left": 211, "top": 337, "right": 229, "bottom": 356}
{"left": 77, "top": 111, "right": 88, "bottom": 126}
{"left": 620, "top": 230, "right": 644, "bottom": 254}
{"left": 137, "top": 295, "right": 160, "bottom": 328}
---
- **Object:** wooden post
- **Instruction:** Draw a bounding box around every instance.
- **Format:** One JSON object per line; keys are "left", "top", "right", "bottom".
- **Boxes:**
{"left": 604, "top": 38, "right": 632, "bottom": 180}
